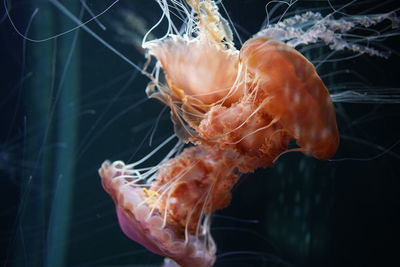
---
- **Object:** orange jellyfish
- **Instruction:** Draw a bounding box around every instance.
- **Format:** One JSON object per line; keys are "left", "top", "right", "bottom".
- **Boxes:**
{"left": 100, "top": 1, "right": 340, "bottom": 266}
{"left": 99, "top": 1, "right": 340, "bottom": 266}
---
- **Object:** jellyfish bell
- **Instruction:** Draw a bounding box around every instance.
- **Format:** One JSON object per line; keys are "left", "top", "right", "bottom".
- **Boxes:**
{"left": 99, "top": 156, "right": 220, "bottom": 267}
{"left": 239, "top": 35, "right": 339, "bottom": 160}
{"left": 144, "top": 32, "right": 242, "bottom": 142}
{"left": 146, "top": 33, "right": 242, "bottom": 107}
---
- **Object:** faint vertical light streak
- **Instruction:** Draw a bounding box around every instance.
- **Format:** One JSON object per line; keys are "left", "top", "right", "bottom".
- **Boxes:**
{"left": 44, "top": 1, "right": 81, "bottom": 266}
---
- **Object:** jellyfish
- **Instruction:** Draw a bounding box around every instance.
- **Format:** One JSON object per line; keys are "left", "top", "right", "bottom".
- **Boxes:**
{"left": 3, "top": 0, "right": 400, "bottom": 267}
{"left": 97, "top": 1, "right": 343, "bottom": 266}
{"left": 96, "top": 0, "right": 400, "bottom": 266}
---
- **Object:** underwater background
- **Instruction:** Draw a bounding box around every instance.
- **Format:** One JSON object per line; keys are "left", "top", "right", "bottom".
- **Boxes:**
{"left": 1, "top": 0, "right": 399, "bottom": 267}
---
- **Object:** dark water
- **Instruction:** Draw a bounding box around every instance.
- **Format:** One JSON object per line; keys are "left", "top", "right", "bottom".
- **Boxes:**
{"left": 1, "top": 1, "right": 399, "bottom": 267}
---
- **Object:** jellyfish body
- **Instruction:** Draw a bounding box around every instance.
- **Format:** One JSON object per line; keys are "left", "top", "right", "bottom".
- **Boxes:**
{"left": 239, "top": 36, "right": 339, "bottom": 159}
{"left": 100, "top": 32, "right": 338, "bottom": 267}
{"left": 99, "top": 156, "right": 220, "bottom": 267}
{"left": 99, "top": 1, "right": 344, "bottom": 266}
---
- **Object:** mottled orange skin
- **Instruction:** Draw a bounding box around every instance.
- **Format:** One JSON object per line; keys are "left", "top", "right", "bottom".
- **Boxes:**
{"left": 196, "top": 99, "right": 291, "bottom": 172}
{"left": 240, "top": 37, "right": 339, "bottom": 159}
{"left": 150, "top": 146, "right": 239, "bottom": 234}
